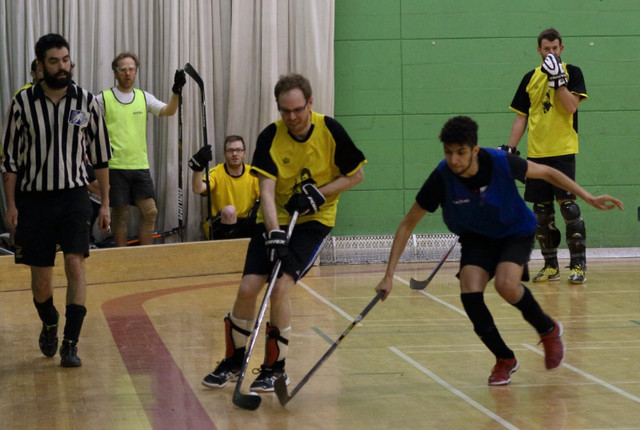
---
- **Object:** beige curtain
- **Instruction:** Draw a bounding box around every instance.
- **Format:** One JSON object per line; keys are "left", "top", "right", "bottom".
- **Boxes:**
{"left": 0, "top": 0, "right": 335, "bottom": 242}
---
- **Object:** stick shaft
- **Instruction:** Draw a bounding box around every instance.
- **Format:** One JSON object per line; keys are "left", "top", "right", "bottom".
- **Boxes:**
{"left": 409, "top": 236, "right": 458, "bottom": 290}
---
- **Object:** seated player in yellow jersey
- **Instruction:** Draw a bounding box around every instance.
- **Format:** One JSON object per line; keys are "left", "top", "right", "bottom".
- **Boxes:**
{"left": 189, "top": 135, "right": 259, "bottom": 240}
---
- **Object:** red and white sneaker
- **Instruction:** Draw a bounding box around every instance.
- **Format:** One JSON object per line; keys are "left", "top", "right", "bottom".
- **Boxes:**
{"left": 488, "top": 358, "right": 519, "bottom": 386}
{"left": 539, "top": 320, "right": 565, "bottom": 370}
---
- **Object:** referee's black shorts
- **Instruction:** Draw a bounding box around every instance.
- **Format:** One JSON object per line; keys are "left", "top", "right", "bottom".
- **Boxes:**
{"left": 243, "top": 221, "right": 331, "bottom": 281}
{"left": 14, "top": 187, "right": 91, "bottom": 267}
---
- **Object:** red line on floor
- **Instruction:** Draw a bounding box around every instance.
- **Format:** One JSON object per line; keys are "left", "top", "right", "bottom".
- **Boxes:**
{"left": 102, "top": 281, "right": 235, "bottom": 430}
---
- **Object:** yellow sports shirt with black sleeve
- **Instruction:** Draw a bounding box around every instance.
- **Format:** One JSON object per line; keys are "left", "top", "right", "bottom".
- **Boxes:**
{"left": 251, "top": 111, "right": 366, "bottom": 227}
{"left": 201, "top": 163, "right": 260, "bottom": 217}
{"left": 102, "top": 88, "right": 149, "bottom": 169}
{"left": 509, "top": 63, "right": 587, "bottom": 158}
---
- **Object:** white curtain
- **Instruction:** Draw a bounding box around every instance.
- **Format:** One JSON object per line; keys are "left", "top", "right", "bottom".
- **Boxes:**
{"left": 0, "top": 0, "right": 335, "bottom": 242}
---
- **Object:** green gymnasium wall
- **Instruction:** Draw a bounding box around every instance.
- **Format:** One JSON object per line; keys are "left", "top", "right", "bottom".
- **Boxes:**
{"left": 331, "top": 0, "right": 640, "bottom": 248}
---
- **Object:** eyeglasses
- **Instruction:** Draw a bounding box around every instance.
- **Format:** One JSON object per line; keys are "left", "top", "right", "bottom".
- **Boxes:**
{"left": 225, "top": 148, "right": 245, "bottom": 154}
{"left": 277, "top": 101, "right": 308, "bottom": 116}
{"left": 117, "top": 66, "right": 137, "bottom": 73}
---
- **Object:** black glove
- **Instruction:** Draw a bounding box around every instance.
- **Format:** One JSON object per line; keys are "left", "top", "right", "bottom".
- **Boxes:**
{"left": 172, "top": 69, "right": 186, "bottom": 94}
{"left": 264, "top": 229, "right": 288, "bottom": 263}
{"left": 284, "top": 183, "right": 326, "bottom": 215}
{"left": 541, "top": 54, "right": 567, "bottom": 88}
{"left": 497, "top": 145, "right": 520, "bottom": 156}
{"left": 188, "top": 145, "right": 213, "bottom": 171}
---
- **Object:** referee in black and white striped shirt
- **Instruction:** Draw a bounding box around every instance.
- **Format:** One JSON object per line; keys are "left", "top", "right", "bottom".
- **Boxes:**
{"left": 1, "top": 33, "right": 111, "bottom": 368}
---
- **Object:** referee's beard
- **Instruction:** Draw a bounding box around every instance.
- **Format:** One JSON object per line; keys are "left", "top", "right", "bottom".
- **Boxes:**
{"left": 43, "top": 69, "right": 72, "bottom": 89}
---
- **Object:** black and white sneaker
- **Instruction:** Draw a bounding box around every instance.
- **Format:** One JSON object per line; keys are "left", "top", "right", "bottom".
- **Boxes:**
{"left": 202, "top": 358, "right": 241, "bottom": 388}
{"left": 249, "top": 363, "right": 289, "bottom": 393}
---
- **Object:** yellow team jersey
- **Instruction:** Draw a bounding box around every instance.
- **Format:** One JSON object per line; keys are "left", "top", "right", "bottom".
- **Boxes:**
{"left": 251, "top": 111, "right": 366, "bottom": 227}
{"left": 509, "top": 63, "right": 588, "bottom": 158}
{"left": 201, "top": 163, "right": 259, "bottom": 217}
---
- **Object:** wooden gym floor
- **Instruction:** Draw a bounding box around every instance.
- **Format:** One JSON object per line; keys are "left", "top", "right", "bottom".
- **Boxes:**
{"left": 1, "top": 242, "right": 639, "bottom": 430}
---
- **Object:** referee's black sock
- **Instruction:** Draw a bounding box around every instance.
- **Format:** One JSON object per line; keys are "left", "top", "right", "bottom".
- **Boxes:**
{"left": 461, "top": 292, "right": 514, "bottom": 359}
{"left": 33, "top": 296, "right": 59, "bottom": 326}
{"left": 63, "top": 304, "right": 87, "bottom": 343}
{"left": 511, "top": 285, "right": 554, "bottom": 334}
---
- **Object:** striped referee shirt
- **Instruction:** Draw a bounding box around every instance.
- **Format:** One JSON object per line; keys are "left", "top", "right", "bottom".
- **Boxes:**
{"left": 2, "top": 83, "right": 111, "bottom": 192}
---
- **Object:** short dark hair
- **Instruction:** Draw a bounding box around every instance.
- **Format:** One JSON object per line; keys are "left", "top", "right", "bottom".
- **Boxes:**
{"left": 538, "top": 28, "right": 562, "bottom": 47}
{"left": 439, "top": 116, "right": 478, "bottom": 148}
{"left": 34, "top": 33, "right": 70, "bottom": 61}
{"left": 224, "top": 135, "right": 245, "bottom": 151}
{"left": 274, "top": 73, "right": 312, "bottom": 101}
{"left": 111, "top": 52, "right": 140, "bottom": 72}
{"left": 30, "top": 59, "right": 38, "bottom": 72}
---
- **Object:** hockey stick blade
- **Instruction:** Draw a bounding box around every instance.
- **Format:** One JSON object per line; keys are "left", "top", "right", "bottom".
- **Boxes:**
{"left": 184, "top": 63, "right": 204, "bottom": 92}
{"left": 409, "top": 236, "right": 458, "bottom": 290}
{"left": 274, "top": 290, "right": 385, "bottom": 406}
{"left": 232, "top": 212, "right": 299, "bottom": 410}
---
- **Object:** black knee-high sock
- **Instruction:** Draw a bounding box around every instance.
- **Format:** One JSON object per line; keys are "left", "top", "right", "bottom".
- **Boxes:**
{"left": 63, "top": 305, "right": 87, "bottom": 343}
{"left": 512, "top": 285, "right": 554, "bottom": 334}
{"left": 461, "top": 292, "right": 514, "bottom": 359}
{"left": 33, "top": 297, "right": 59, "bottom": 326}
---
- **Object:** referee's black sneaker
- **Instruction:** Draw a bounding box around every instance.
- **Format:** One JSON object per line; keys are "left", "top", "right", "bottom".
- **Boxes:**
{"left": 60, "top": 340, "right": 82, "bottom": 367}
{"left": 39, "top": 319, "right": 59, "bottom": 358}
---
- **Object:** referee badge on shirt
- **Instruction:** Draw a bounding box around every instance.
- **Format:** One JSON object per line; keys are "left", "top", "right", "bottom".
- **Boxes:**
{"left": 68, "top": 109, "right": 89, "bottom": 127}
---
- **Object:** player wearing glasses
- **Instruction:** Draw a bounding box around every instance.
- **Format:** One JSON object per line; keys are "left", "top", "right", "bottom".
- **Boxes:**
{"left": 189, "top": 135, "right": 260, "bottom": 239}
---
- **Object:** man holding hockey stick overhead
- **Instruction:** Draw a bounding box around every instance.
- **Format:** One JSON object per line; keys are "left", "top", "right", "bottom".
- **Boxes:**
{"left": 375, "top": 116, "right": 622, "bottom": 386}
{"left": 96, "top": 52, "right": 186, "bottom": 247}
{"left": 202, "top": 73, "right": 366, "bottom": 395}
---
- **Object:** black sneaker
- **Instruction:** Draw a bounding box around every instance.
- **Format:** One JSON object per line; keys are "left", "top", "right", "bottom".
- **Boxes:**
{"left": 249, "top": 363, "right": 289, "bottom": 393}
{"left": 202, "top": 358, "right": 241, "bottom": 388}
{"left": 39, "top": 320, "right": 59, "bottom": 358}
{"left": 60, "top": 340, "right": 82, "bottom": 367}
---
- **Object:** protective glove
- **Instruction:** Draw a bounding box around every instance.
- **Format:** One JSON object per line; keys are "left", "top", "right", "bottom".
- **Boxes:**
{"left": 497, "top": 145, "right": 520, "bottom": 156}
{"left": 284, "top": 183, "right": 326, "bottom": 215}
{"left": 541, "top": 54, "right": 567, "bottom": 88}
{"left": 172, "top": 69, "right": 186, "bottom": 94}
{"left": 264, "top": 229, "right": 288, "bottom": 263}
{"left": 188, "top": 144, "right": 213, "bottom": 171}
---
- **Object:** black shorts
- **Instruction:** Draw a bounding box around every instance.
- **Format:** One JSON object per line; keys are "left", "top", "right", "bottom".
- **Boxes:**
{"left": 211, "top": 217, "right": 256, "bottom": 240}
{"left": 14, "top": 188, "right": 91, "bottom": 267}
{"left": 243, "top": 221, "right": 331, "bottom": 281}
{"left": 109, "top": 169, "right": 156, "bottom": 207}
{"left": 524, "top": 154, "right": 576, "bottom": 202}
{"left": 459, "top": 232, "right": 534, "bottom": 280}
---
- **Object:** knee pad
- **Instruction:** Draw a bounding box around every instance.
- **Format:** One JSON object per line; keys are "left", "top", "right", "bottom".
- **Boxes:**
{"left": 264, "top": 322, "right": 290, "bottom": 367}
{"left": 136, "top": 198, "right": 158, "bottom": 232}
{"left": 560, "top": 201, "right": 586, "bottom": 257}
{"left": 533, "top": 202, "right": 561, "bottom": 251}
{"left": 225, "top": 313, "right": 252, "bottom": 358}
{"left": 111, "top": 206, "right": 130, "bottom": 235}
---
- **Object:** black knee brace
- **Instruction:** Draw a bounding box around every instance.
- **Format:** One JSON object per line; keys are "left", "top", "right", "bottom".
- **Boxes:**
{"left": 533, "top": 202, "right": 561, "bottom": 259}
{"left": 560, "top": 201, "right": 586, "bottom": 263}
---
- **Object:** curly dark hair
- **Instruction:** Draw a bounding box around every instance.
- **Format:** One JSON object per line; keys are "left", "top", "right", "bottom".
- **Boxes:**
{"left": 439, "top": 116, "right": 478, "bottom": 147}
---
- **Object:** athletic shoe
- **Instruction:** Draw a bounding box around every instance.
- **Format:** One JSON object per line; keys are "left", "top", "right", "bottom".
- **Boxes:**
{"left": 60, "top": 340, "right": 82, "bottom": 367}
{"left": 202, "top": 358, "right": 241, "bottom": 388}
{"left": 568, "top": 264, "right": 586, "bottom": 284}
{"left": 539, "top": 321, "right": 564, "bottom": 370}
{"left": 249, "top": 364, "right": 289, "bottom": 393}
{"left": 532, "top": 265, "right": 560, "bottom": 282}
{"left": 39, "top": 321, "right": 59, "bottom": 358}
{"left": 488, "top": 358, "right": 519, "bottom": 386}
